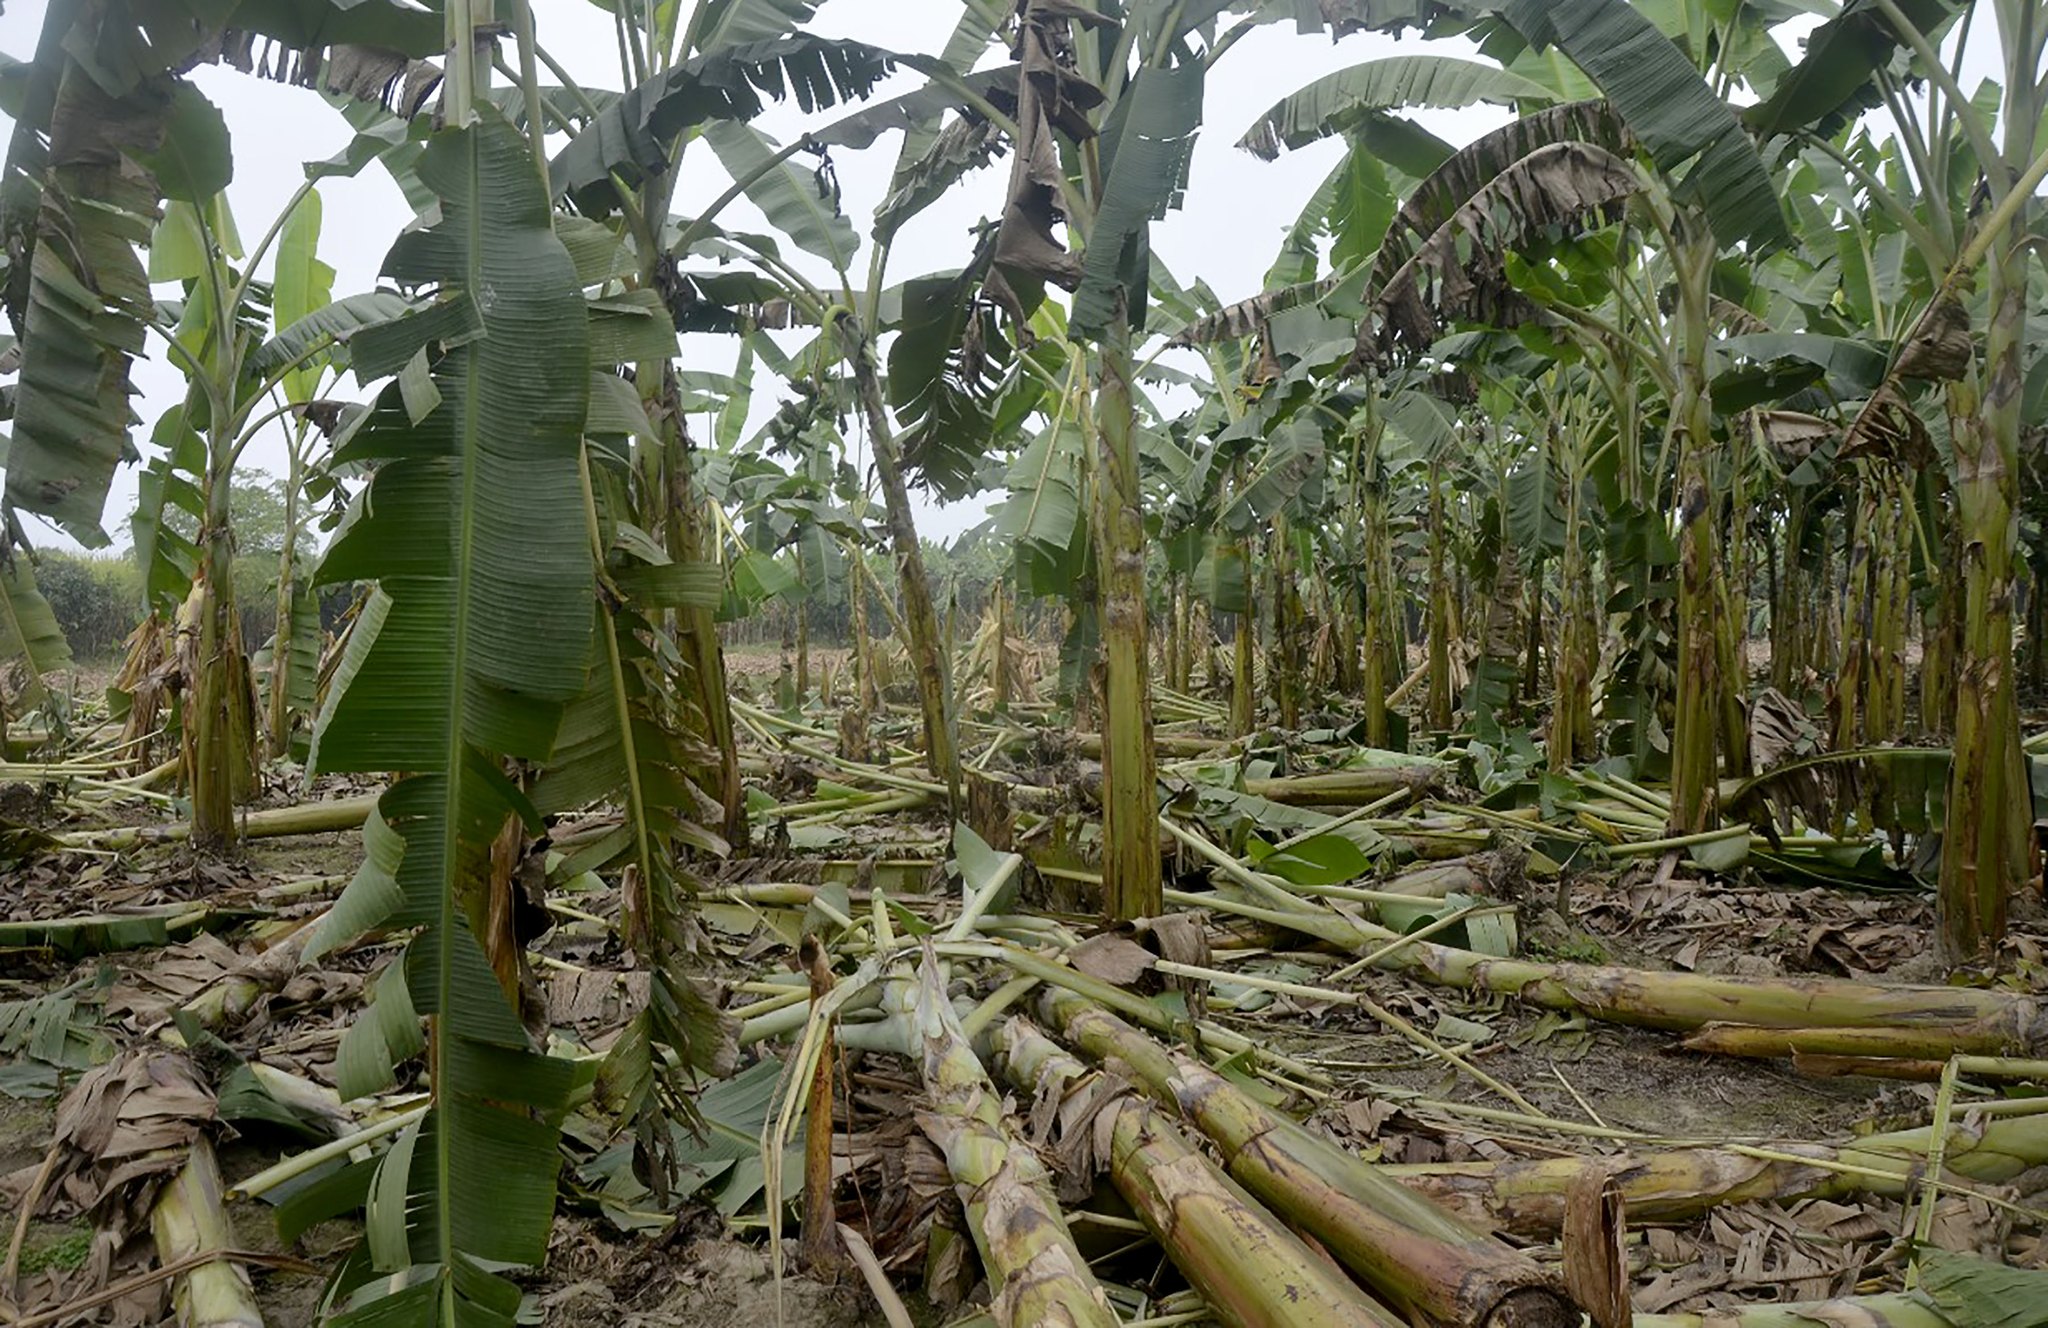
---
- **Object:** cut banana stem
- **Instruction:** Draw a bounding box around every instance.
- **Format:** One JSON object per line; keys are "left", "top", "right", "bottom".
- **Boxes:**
{"left": 151, "top": 1138, "right": 264, "bottom": 1327}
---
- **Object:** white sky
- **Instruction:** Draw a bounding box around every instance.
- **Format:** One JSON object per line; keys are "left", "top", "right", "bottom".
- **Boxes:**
{"left": 0, "top": 2, "right": 2008, "bottom": 554}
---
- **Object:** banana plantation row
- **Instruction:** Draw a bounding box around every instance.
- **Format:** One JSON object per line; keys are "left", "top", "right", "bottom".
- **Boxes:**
{"left": 0, "top": 0, "right": 2045, "bottom": 1325}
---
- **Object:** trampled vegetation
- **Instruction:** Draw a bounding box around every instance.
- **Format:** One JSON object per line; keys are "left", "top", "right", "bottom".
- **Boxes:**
{"left": 2, "top": 1, "right": 2048, "bottom": 1325}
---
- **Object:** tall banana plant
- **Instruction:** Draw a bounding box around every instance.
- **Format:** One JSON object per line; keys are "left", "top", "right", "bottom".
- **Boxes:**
{"left": 1812, "top": 0, "right": 2048, "bottom": 961}
{"left": 299, "top": 98, "right": 598, "bottom": 1323}
{"left": 540, "top": 7, "right": 908, "bottom": 839}
{"left": 138, "top": 183, "right": 364, "bottom": 846}
{"left": 914, "top": 0, "right": 1355, "bottom": 917}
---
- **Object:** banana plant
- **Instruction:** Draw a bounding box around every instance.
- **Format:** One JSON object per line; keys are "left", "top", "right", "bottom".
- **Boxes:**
{"left": 886, "top": 0, "right": 1373, "bottom": 918}
{"left": 293, "top": 57, "right": 603, "bottom": 1319}
{"left": 536, "top": 3, "right": 913, "bottom": 839}
{"left": 127, "top": 181, "right": 425, "bottom": 848}
{"left": 0, "top": 0, "right": 445, "bottom": 549}
{"left": 1801, "top": 0, "right": 2048, "bottom": 961}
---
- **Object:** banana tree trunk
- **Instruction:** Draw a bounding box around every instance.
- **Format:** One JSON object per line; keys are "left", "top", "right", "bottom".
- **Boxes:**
{"left": 841, "top": 315, "right": 964, "bottom": 815}
{"left": 1380, "top": 934, "right": 2048, "bottom": 1053}
{"left": 1941, "top": 155, "right": 2035, "bottom": 960}
{"left": 1426, "top": 464, "right": 1453, "bottom": 731}
{"left": 1521, "top": 561, "right": 1543, "bottom": 707}
{"left": 1231, "top": 594, "right": 1255, "bottom": 737}
{"left": 1769, "top": 494, "right": 1804, "bottom": 691}
{"left": 266, "top": 438, "right": 301, "bottom": 760}
{"left": 1635, "top": 1297, "right": 1952, "bottom": 1328}
{"left": 2028, "top": 561, "right": 2048, "bottom": 694}
{"left": 1919, "top": 471, "right": 1959, "bottom": 734}
{"left": 1092, "top": 310, "right": 1160, "bottom": 919}
{"left": 1223, "top": 896, "right": 2048, "bottom": 1054}
{"left": 187, "top": 449, "right": 253, "bottom": 852}
{"left": 1834, "top": 479, "right": 1876, "bottom": 756}
{"left": 1551, "top": 490, "right": 1596, "bottom": 770}
{"left": 795, "top": 542, "right": 810, "bottom": 704}
{"left": 992, "top": 579, "right": 1013, "bottom": 709}
{"left": 668, "top": 410, "right": 747, "bottom": 845}
{"left": 1362, "top": 478, "right": 1395, "bottom": 747}
{"left": 846, "top": 541, "right": 883, "bottom": 714}
{"left": 1392, "top": 1108, "right": 2048, "bottom": 1237}
{"left": 1270, "top": 515, "right": 1301, "bottom": 730}
{"left": 152, "top": 1137, "right": 264, "bottom": 1327}
{"left": 1669, "top": 230, "right": 1721, "bottom": 835}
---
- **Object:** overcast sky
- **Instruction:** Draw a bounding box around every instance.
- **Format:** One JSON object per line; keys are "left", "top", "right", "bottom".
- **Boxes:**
{"left": 0, "top": 2, "right": 2005, "bottom": 555}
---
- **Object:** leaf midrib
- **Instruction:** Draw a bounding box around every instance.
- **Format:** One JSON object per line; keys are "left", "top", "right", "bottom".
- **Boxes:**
{"left": 433, "top": 118, "right": 487, "bottom": 1294}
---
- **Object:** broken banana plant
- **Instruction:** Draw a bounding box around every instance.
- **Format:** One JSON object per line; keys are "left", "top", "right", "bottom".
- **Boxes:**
{"left": 911, "top": 951, "right": 1117, "bottom": 1328}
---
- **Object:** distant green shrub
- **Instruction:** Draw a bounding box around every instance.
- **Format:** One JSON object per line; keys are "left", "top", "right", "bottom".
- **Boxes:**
{"left": 35, "top": 546, "right": 356, "bottom": 665}
{"left": 33, "top": 553, "right": 144, "bottom": 658}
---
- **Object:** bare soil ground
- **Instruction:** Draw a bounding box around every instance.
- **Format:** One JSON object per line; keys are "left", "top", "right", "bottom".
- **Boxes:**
{"left": 2, "top": 682, "right": 2043, "bottom": 1324}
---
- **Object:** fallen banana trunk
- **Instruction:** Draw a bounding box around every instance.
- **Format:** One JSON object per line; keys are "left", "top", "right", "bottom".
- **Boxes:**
{"left": 1387, "top": 1109, "right": 2048, "bottom": 1236}
{"left": 1075, "top": 732, "right": 1225, "bottom": 758}
{"left": 1247, "top": 767, "right": 1441, "bottom": 806}
{"left": 55, "top": 794, "right": 378, "bottom": 850}
{"left": 175, "top": 910, "right": 329, "bottom": 1033}
{"left": 1209, "top": 896, "right": 2048, "bottom": 1057}
{"left": 1383, "top": 941, "right": 2048, "bottom": 1055}
{"left": 996, "top": 1018, "right": 1401, "bottom": 1328}
{"left": 151, "top": 1137, "right": 264, "bottom": 1327}
{"left": 1681, "top": 1022, "right": 2020, "bottom": 1059}
{"left": 911, "top": 956, "right": 1118, "bottom": 1328}
{"left": 0, "top": 904, "right": 221, "bottom": 958}
{"left": 1037, "top": 987, "right": 1575, "bottom": 1328}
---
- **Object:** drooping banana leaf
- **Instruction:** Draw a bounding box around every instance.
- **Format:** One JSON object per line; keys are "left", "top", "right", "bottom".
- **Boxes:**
{"left": 993, "top": 420, "right": 1088, "bottom": 596}
{"left": 305, "top": 112, "right": 593, "bottom": 1328}
{"left": 870, "top": 1, "right": 1008, "bottom": 243}
{"left": 1237, "top": 54, "right": 1554, "bottom": 160}
{"left": 131, "top": 405, "right": 207, "bottom": 615}
{"left": 548, "top": 36, "right": 898, "bottom": 214}
{"left": 1497, "top": 0, "right": 1792, "bottom": 250}
{"left": 1745, "top": 0, "right": 1966, "bottom": 140}
{"left": 2, "top": 3, "right": 227, "bottom": 547}
{"left": 1360, "top": 137, "right": 1643, "bottom": 365}
{"left": 247, "top": 291, "right": 421, "bottom": 383}
{"left": 222, "top": 0, "right": 447, "bottom": 58}
{"left": 701, "top": 120, "right": 860, "bottom": 272}
{"left": 252, "top": 581, "right": 322, "bottom": 762}
{"left": 1710, "top": 332, "right": 1889, "bottom": 398}
{"left": 886, "top": 259, "right": 1022, "bottom": 500}
{"left": 1069, "top": 59, "right": 1205, "bottom": 341}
